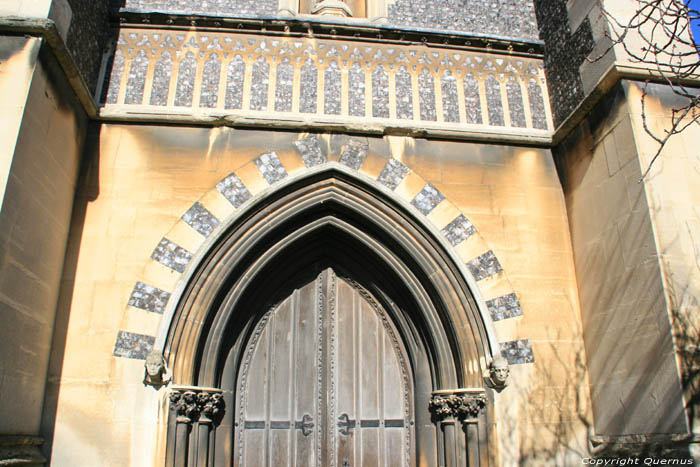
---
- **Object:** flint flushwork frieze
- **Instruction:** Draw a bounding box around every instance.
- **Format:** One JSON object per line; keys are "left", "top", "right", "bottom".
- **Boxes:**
{"left": 429, "top": 390, "right": 488, "bottom": 422}
{"left": 100, "top": 30, "right": 552, "bottom": 138}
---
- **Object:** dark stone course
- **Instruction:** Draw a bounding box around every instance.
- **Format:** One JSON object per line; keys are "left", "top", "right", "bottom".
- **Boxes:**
{"left": 377, "top": 158, "right": 410, "bottom": 190}
{"left": 151, "top": 238, "right": 193, "bottom": 273}
{"left": 182, "top": 202, "right": 220, "bottom": 237}
{"left": 500, "top": 339, "right": 535, "bottom": 364}
{"left": 467, "top": 250, "right": 503, "bottom": 281}
{"left": 128, "top": 281, "right": 171, "bottom": 314}
{"left": 441, "top": 214, "right": 477, "bottom": 246}
{"left": 486, "top": 293, "right": 523, "bottom": 321}
{"left": 113, "top": 330, "right": 155, "bottom": 359}
{"left": 216, "top": 173, "right": 252, "bottom": 208}
{"left": 294, "top": 135, "right": 326, "bottom": 167}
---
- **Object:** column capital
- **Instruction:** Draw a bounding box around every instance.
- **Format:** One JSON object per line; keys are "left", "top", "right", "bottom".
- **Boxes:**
{"left": 429, "top": 389, "right": 488, "bottom": 422}
{"left": 169, "top": 386, "right": 225, "bottom": 424}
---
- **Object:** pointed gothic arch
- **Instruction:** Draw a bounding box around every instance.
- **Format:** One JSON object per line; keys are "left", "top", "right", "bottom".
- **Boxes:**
{"left": 158, "top": 165, "right": 500, "bottom": 466}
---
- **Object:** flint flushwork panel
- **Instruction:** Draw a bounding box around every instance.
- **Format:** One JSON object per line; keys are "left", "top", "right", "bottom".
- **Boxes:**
{"left": 216, "top": 173, "right": 252, "bottom": 208}
{"left": 441, "top": 71, "right": 460, "bottom": 123}
{"left": 501, "top": 339, "right": 535, "bottom": 364}
{"left": 372, "top": 65, "right": 390, "bottom": 118}
{"left": 411, "top": 184, "right": 444, "bottom": 215}
{"left": 128, "top": 282, "right": 171, "bottom": 315}
{"left": 528, "top": 78, "right": 548, "bottom": 129}
{"left": 225, "top": 55, "right": 246, "bottom": 110}
{"left": 151, "top": 238, "right": 193, "bottom": 273}
{"left": 101, "top": 30, "right": 552, "bottom": 137}
{"left": 250, "top": 58, "right": 270, "bottom": 111}
{"left": 506, "top": 77, "right": 526, "bottom": 128}
{"left": 339, "top": 139, "right": 369, "bottom": 170}
{"left": 486, "top": 293, "right": 523, "bottom": 321}
{"left": 200, "top": 54, "right": 222, "bottom": 108}
{"left": 103, "top": 49, "right": 124, "bottom": 104}
{"left": 275, "top": 60, "right": 294, "bottom": 112}
{"left": 174, "top": 52, "right": 197, "bottom": 107}
{"left": 113, "top": 331, "right": 155, "bottom": 360}
{"left": 441, "top": 214, "right": 477, "bottom": 246}
{"left": 463, "top": 72, "right": 482, "bottom": 124}
{"left": 467, "top": 250, "right": 503, "bottom": 281}
{"left": 395, "top": 66, "right": 414, "bottom": 120}
{"left": 485, "top": 74, "right": 505, "bottom": 126}
{"left": 348, "top": 62, "right": 366, "bottom": 117}
{"left": 418, "top": 68, "right": 437, "bottom": 121}
{"left": 294, "top": 135, "right": 326, "bottom": 167}
{"left": 254, "top": 152, "right": 287, "bottom": 184}
{"left": 125, "top": 50, "right": 149, "bottom": 105}
{"left": 300, "top": 59, "right": 318, "bottom": 113}
{"left": 150, "top": 52, "right": 173, "bottom": 106}
{"left": 378, "top": 158, "right": 410, "bottom": 190}
{"left": 324, "top": 61, "right": 342, "bottom": 115}
{"left": 182, "top": 202, "right": 220, "bottom": 237}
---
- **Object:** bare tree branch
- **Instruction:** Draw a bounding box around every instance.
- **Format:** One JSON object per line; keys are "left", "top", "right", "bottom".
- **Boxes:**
{"left": 591, "top": 0, "right": 700, "bottom": 180}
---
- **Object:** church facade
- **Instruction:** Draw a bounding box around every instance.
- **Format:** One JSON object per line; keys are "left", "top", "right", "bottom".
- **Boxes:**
{"left": 0, "top": 0, "right": 698, "bottom": 465}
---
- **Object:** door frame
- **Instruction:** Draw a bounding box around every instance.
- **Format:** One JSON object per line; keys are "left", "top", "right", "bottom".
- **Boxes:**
{"left": 159, "top": 167, "right": 500, "bottom": 466}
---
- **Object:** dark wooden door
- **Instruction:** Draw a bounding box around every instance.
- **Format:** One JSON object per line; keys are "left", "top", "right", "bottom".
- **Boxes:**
{"left": 234, "top": 268, "right": 414, "bottom": 467}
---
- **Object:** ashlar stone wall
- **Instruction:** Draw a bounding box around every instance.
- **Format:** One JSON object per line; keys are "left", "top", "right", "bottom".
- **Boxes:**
{"left": 45, "top": 124, "right": 589, "bottom": 465}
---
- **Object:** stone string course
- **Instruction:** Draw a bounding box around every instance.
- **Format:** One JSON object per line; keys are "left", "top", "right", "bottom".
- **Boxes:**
{"left": 115, "top": 135, "right": 531, "bottom": 364}
{"left": 101, "top": 30, "right": 552, "bottom": 135}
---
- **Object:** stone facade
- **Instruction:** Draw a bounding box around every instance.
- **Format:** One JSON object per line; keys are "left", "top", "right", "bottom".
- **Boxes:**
{"left": 0, "top": 0, "right": 698, "bottom": 465}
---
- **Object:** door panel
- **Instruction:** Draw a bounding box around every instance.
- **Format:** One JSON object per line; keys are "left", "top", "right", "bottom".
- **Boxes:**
{"left": 235, "top": 268, "right": 413, "bottom": 467}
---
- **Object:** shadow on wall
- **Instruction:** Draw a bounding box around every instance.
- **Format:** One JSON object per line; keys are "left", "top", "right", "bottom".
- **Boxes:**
{"left": 40, "top": 122, "right": 101, "bottom": 461}
{"left": 499, "top": 325, "right": 697, "bottom": 464}
{"left": 500, "top": 330, "right": 593, "bottom": 465}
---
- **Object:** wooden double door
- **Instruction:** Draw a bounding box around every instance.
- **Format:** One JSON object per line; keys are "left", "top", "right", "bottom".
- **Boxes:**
{"left": 234, "top": 268, "right": 414, "bottom": 466}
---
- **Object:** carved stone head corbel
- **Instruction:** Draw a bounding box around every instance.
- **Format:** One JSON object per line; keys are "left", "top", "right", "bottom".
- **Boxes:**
{"left": 143, "top": 350, "right": 172, "bottom": 388}
{"left": 484, "top": 356, "right": 509, "bottom": 391}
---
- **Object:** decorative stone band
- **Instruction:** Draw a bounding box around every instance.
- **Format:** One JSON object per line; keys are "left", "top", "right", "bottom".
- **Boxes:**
{"left": 169, "top": 386, "right": 225, "bottom": 424}
{"left": 429, "top": 389, "right": 488, "bottom": 423}
{"left": 100, "top": 29, "right": 552, "bottom": 142}
{"left": 114, "top": 134, "right": 534, "bottom": 366}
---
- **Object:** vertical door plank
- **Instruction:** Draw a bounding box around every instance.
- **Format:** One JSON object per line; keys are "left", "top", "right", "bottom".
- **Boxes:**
{"left": 295, "top": 279, "right": 320, "bottom": 467}
{"left": 335, "top": 277, "right": 356, "bottom": 467}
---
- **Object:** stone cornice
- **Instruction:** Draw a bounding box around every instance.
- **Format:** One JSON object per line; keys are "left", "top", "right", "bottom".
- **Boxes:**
{"left": 0, "top": 17, "right": 98, "bottom": 118}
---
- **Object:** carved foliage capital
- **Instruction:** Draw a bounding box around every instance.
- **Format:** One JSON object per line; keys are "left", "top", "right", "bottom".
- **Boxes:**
{"left": 429, "top": 391, "right": 488, "bottom": 422}
{"left": 169, "top": 388, "right": 224, "bottom": 424}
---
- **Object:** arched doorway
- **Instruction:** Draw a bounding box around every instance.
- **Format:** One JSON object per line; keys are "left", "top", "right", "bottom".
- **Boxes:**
{"left": 162, "top": 169, "right": 498, "bottom": 466}
{"left": 234, "top": 268, "right": 413, "bottom": 466}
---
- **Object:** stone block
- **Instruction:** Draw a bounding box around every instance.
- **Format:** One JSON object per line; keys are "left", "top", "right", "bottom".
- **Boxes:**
{"left": 235, "top": 160, "right": 270, "bottom": 197}
{"left": 165, "top": 221, "right": 207, "bottom": 256}
{"left": 357, "top": 152, "right": 387, "bottom": 180}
